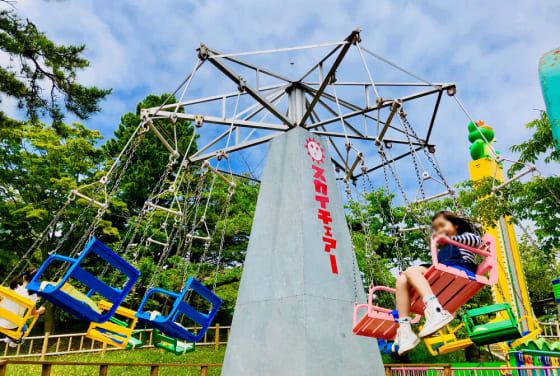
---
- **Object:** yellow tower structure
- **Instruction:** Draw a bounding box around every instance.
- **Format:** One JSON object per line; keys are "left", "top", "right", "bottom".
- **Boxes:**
{"left": 468, "top": 135, "right": 541, "bottom": 352}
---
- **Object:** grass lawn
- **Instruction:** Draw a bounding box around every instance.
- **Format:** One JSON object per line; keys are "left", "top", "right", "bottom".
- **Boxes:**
{"left": 3, "top": 345, "right": 226, "bottom": 376}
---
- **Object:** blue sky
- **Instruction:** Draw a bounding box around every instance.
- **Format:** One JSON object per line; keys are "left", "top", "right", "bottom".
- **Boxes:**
{"left": 4, "top": 0, "right": 560, "bottom": 197}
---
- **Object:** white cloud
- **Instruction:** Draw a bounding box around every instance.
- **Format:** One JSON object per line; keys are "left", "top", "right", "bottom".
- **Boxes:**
{"left": 6, "top": 0, "right": 560, "bottom": 186}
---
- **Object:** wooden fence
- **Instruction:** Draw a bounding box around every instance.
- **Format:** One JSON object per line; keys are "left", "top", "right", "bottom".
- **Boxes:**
{"left": 385, "top": 364, "right": 560, "bottom": 376}
{"left": 0, "top": 325, "right": 230, "bottom": 359}
{"left": 541, "top": 321, "right": 560, "bottom": 339}
{"left": 2, "top": 361, "right": 560, "bottom": 376}
{"left": 0, "top": 360, "right": 221, "bottom": 376}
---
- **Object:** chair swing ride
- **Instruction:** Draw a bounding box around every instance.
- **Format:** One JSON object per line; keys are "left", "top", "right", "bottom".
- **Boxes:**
{"left": 0, "top": 28, "right": 555, "bottom": 361}
{"left": 347, "top": 108, "right": 547, "bottom": 356}
{"left": 0, "top": 106, "right": 235, "bottom": 352}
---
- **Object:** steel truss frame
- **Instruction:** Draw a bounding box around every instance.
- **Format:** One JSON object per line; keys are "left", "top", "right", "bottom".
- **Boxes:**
{"left": 141, "top": 28, "right": 455, "bottom": 182}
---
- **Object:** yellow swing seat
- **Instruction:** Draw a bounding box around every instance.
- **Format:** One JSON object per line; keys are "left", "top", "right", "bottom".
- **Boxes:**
{"left": 0, "top": 286, "right": 40, "bottom": 341}
{"left": 86, "top": 300, "right": 138, "bottom": 349}
{"left": 422, "top": 322, "right": 474, "bottom": 356}
{"left": 503, "top": 315, "right": 542, "bottom": 351}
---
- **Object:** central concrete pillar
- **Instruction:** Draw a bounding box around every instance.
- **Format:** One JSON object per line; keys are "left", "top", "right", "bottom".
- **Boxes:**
{"left": 221, "top": 127, "right": 384, "bottom": 375}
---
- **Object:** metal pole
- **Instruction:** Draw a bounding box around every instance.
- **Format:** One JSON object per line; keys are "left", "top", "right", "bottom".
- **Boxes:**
{"left": 499, "top": 216, "right": 529, "bottom": 333}
{"left": 288, "top": 86, "right": 306, "bottom": 124}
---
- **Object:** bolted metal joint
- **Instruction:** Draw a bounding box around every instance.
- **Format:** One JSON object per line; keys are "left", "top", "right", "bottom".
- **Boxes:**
{"left": 237, "top": 77, "right": 247, "bottom": 92}
{"left": 216, "top": 150, "right": 228, "bottom": 161}
{"left": 195, "top": 114, "right": 204, "bottom": 128}
{"left": 170, "top": 112, "right": 178, "bottom": 124}
{"left": 197, "top": 44, "right": 210, "bottom": 60}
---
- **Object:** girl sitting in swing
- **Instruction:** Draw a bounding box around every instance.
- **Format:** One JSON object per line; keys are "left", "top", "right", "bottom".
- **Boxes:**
{"left": 394, "top": 210, "right": 483, "bottom": 355}
{"left": 0, "top": 269, "right": 46, "bottom": 347}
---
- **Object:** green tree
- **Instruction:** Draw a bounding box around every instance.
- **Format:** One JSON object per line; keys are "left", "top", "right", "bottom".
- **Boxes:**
{"left": 0, "top": 120, "right": 107, "bottom": 332}
{"left": 103, "top": 94, "right": 196, "bottom": 212}
{"left": 518, "top": 237, "right": 560, "bottom": 317}
{"left": 0, "top": 9, "right": 110, "bottom": 125}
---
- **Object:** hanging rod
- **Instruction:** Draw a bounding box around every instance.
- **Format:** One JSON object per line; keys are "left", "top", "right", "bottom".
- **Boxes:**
{"left": 70, "top": 190, "right": 107, "bottom": 209}
{"left": 147, "top": 237, "right": 169, "bottom": 247}
{"left": 492, "top": 165, "right": 537, "bottom": 192}
{"left": 147, "top": 202, "right": 183, "bottom": 217}
{"left": 412, "top": 190, "right": 454, "bottom": 205}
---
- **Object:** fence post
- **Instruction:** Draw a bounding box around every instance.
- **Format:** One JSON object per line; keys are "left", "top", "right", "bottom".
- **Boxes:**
{"left": 214, "top": 324, "right": 220, "bottom": 351}
{"left": 101, "top": 342, "right": 107, "bottom": 356}
{"left": 444, "top": 364, "right": 452, "bottom": 376}
{"left": 40, "top": 332, "right": 50, "bottom": 361}
{"left": 200, "top": 365, "right": 208, "bottom": 376}
{"left": 384, "top": 365, "right": 391, "bottom": 376}
{"left": 41, "top": 363, "right": 52, "bottom": 376}
{"left": 99, "top": 364, "right": 108, "bottom": 376}
{"left": 150, "top": 365, "right": 159, "bottom": 376}
{"left": 0, "top": 360, "right": 6, "bottom": 376}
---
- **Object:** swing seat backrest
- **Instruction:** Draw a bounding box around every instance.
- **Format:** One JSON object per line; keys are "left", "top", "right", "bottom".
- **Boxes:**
{"left": 27, "top": 237, "right": 140, "bottom": 323}
{"left": 409, "top": 234, "right": 497, "bottom": 316}
{"left": 352, "top": 285, "right": 420, "bottom": 340}
{"left": 0, "top": 286, "right": 40, "bottom": 341}
{"left": 136, "top": 276, "right": 222, "bottom": 343}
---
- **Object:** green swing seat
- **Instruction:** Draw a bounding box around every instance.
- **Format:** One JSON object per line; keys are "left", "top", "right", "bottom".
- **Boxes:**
{"left": 463, "top": 303, "right": 521, "bottom": 346}
{"left": 153, "top": 329, "right": 195, "bottom": 355}
{"left": 125, "top": 329, "right": 146, "bottom": 350}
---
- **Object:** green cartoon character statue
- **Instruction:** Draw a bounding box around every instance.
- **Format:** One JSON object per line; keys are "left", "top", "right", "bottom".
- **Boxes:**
{"left": 468, "top": 120, "right": 498, "bottom": 160}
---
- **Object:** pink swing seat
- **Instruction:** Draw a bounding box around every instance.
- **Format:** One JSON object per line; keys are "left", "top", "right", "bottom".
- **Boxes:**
{"left": 352, "top": 234, "right": 497, "bottom": 341}
{"left": 408, "top": 234, "right": 498, "bottom": 315}
{"left": 352, "top": 286, "right": 421, "bottom": 340}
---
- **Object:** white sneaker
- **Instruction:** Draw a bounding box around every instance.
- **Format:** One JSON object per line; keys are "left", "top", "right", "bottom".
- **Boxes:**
{"left": 394, "top": 326, "right": 420, "bottom": 355}
{"left": 8, "top": 340, "right": 18, "bottom": 348}
{"left": 418, "top": 304, "right": 454, "bottom": 338}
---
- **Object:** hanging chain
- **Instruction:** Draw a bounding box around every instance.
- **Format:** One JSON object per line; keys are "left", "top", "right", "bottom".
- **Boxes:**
{"left": 398, "top": 110, "right": 461, "bottom": 212}
{"left": 148, "top": 222, "right": 181, "bottom": 288}
{"left": 2, "top": 194, "right": 75, "bottom": 285}
{"left": 124, "top": 156, "right": 178, "bottom": 260}
{"left": 343, "top": 181, "right": 360, "bottom": 303}
{"left": 212, "top": 183, "right": 235, "bottom": 290}
{"left": 379, "top": 147, "right": 410, "bottom": 207}
{"left": 51, "top": 123, "right": 146, "bottom": 281}
{"left": 71, "top": 123, "right": 147, "bottom": 259}
{"left": 398, "top": 108, "right": 426, "bottom": 200}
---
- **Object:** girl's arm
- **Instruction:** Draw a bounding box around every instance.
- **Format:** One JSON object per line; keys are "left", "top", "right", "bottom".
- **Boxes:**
{"left": 450, "top": 233, "right": 482, "bottom": 248}
{"left": 31, "top": 306, "right": 46, "bottom": 315}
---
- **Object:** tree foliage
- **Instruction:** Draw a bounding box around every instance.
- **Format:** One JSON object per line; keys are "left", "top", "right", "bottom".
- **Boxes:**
{"left": 0, "top": 9, "right": 110, "bottom": 124}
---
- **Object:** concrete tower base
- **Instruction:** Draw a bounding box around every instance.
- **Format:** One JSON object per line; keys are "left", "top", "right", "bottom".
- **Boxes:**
{"left": 221, "top": 127, "right": 384, "bottom": 376}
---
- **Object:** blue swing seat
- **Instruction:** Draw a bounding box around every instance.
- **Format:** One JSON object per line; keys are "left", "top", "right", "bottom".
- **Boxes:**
{"left": 136, "top": 277, "right": 221, "bottom": 342}
{"left": 27, "top": 237, "right": 140, "bottom": 323}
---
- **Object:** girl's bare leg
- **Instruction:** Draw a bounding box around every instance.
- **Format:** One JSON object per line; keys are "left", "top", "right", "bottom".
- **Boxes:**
{"left": 394, "top": 273, "right": 420, "bottom": 355}
{"left": 404, "top": 266, "right": 433, "bottom": 298}
{"left": 395, "top": 274, "right": 411, "bottom": 318}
